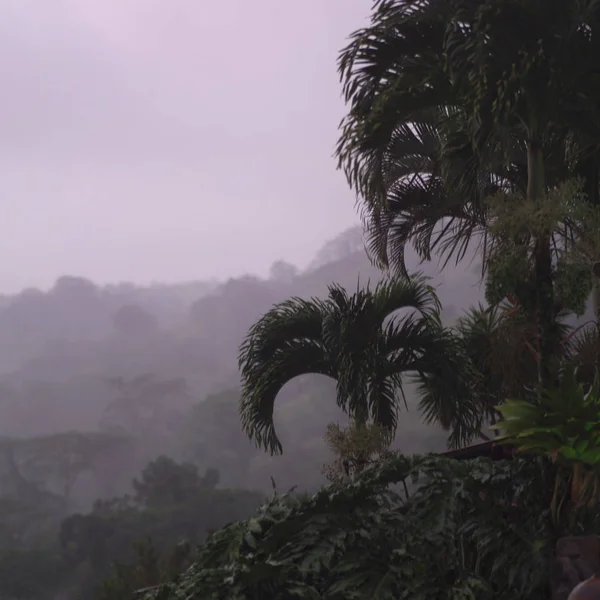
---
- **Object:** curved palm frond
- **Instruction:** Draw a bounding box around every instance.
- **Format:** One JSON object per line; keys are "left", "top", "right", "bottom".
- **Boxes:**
{"left": 239, "top": 297, "right": 332, "bottom": 454}
{"left": 449, "top": 0, "right": 600, "bottom": 151}
{"left": 239, "top": 341, "right": 334, "bottom": 456}
{"left": 337, "top": 1, "right": 457, "bottom": 274}
{"left": 418, "top": 298, "right": 581, "bottom": 450}
{"left": 336, "top": 2, "right": 512, "bottom": 276}
{"left": 371, "top": 274, "right": 441, "bottom": 322}
{"left": 238, "top": 296, "right": 327, "bottom": 364}
{"left": 328, "top": 276, "right": 448, "bottom": 430}
{"left": 384, "top": 316, "right": 482, "bottom": 448}
{"left": 416, "top": 371, "right": 483, "bottom": 450}
{"left": 363, "top": 369, "right": 403, "bottom": 446}
{"left": 418, "top": 302, "right": 534, "bottom": 449}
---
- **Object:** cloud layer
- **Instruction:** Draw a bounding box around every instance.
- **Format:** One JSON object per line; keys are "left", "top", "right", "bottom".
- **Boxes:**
{"left": 0, "top": 0, "right": 368, "bottom": 291}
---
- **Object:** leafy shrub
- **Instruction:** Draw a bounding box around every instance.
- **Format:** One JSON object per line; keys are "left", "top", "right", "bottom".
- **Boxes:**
{"left": 322, "top": 421, "right": 398, "bottom": 482}
{"left": 98, "top": 538, "right": 195, "bottom": 600}
{"left": 150, "top": 454, "right": 554, "bottom": 600}
{"left": 496, "top": 367, "right": 600, "bottom": 530}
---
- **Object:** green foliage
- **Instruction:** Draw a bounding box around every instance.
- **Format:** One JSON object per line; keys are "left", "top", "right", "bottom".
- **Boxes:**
{"left": 133, "top": 456, "right": 219, "bottom": 509}
{"left": 11, "top": 431, "right": 133, "bottom": 505}
{"left": 453, "top": 303, "right": 537, "bottom": 420}
{"left": 98, "top": 539, "right": 195, "bottom": 600}
{"left": 496, "top": 368, "right": 600, "bottom": 464}
{"left": 150, "top": 454, "right": 553, "bottom": 600}
{"left": 496, "top": 367, "right": 600, "bottom": 529}
{"left": 485, "top": 245, "right": 533, "bottom": 308}
{"left": 59, "top": 458, "right": 264, "bottom": 597}
{"left": 554, "top": 258, "right": 593, "bottom": 318}
{"left": 0, "top": 546, "right": 68, "bottom": 600}
{"left": 415, "top": 300, "right": 553, "bottom": 446}
{"left": 322, "top": 421, "right": 397, "bottom": 482}
{"left": 178, "top": 390, "right": 259, "bottom": 487}
{"left": 484, "top": 182, "right": 594, "bottom": 316}
{"left": 445, "top": 299, "right": 597, "bottom": 433}
{"left": 239, "top": 276, "right": 478, "bottom": 454}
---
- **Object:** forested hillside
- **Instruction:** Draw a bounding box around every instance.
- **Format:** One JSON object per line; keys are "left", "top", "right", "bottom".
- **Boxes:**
{"left": 0, "top": 226, "right": 485, "bottom": 598}
{"left": 0, "top": 226, "right": 477, "bottom": 486}
{"left": 8, "top": 0, "right": 600, "bottom": 597}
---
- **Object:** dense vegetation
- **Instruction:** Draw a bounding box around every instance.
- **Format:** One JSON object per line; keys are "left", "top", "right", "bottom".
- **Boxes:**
{"left": 151, "top": 454, "right": 556, "bottom": 599}
{"left": 7, "top": 0, "right": 600, "bottom": 598}
{"left": 151, "top": 0, "right": 600, "bottom": 598}
{"left": 0, "top": 232, "right": 457, "bottom": 599}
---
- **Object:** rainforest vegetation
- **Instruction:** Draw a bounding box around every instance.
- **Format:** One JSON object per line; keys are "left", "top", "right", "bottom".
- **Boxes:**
{"left": 6, "top": 1, "right": 600, "bottom": 599}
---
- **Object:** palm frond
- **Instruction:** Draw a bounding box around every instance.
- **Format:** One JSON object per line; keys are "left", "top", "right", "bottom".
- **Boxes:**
{"left": 372, "top": 274, "right": 441, "bottom": 321}
{"left": 239, "top": 297, "right": 333, "bottom": 454}
{"left": 238, "top": 296, "right": 327, "bottom": 366}
{"left": 416, "top": 372, "right": 484, "bottom": 450}
{"left": 239, "top": 341, "right": 334, "bottom": 455}
{"left": 565, "top": 323, "right": 599, "bottom": 386}
{"left": 239, "top": 276, "right": 474, "bottom": 453}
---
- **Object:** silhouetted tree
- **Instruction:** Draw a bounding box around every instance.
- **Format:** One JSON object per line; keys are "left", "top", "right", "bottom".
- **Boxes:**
{"left": 132, "top": 457, "right": 206, "bottom": 509}
{"left": 113, "top": 304, "right": 158, "bottom": 337}
{"left": 269, "top": 260, "right": 298, "bottom": 283}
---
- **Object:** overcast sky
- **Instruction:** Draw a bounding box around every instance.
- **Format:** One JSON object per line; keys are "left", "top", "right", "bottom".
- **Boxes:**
{"left": 0, "top": 0, "right": 369, "bottom": 293}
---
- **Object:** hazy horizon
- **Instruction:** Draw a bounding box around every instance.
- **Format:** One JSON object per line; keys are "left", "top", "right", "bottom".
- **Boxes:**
{"left": 0, "top": 1, "right": 370, "bottom": 294}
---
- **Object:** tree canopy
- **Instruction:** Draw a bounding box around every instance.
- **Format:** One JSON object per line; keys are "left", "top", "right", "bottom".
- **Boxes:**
{"left": 239, "top": 276, "right": 479, "bottom": 454}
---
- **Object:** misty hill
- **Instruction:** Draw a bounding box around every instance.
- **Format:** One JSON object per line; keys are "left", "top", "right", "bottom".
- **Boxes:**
{"left": 0, "top": 226, "right": 485, "bottom": 386}
{"left": 183, "top": 226, "right": 485, "bottom": 384}
{"left": 0, "top": 226, "right": 489, "bottom": 499}
{"left": 0, "top": 277, "right": 219, "bottom": 374}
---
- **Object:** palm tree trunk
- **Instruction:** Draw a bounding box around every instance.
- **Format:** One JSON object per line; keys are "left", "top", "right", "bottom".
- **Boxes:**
{"left": 354, "top": 405, "right": 369, "bottom": 427}
{"left": 580, "top": 152, "right": 600, "bottom": 380}
{"left": 534, "top": 236, "right": 556, "bottom": 385}
{"left": 528, "top": 140, "right": 556, "bottom": 387}
{"left": 594, "top": 274, "right": 600, "bottom": 376}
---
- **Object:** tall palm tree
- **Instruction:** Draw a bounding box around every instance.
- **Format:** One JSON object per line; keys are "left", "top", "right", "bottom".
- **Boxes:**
{"left": 336, "top": 0, "right": 600, "bottom": 386}
{"left": 238, "top": 276, "right": 479, "bottom": 455}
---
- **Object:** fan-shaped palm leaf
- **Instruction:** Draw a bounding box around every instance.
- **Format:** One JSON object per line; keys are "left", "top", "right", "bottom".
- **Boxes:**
{"left": 239, "top": 276, "right": 475, "bottom": 454}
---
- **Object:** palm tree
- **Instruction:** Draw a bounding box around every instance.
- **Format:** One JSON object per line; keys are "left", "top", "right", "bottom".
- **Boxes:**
{"left": 336, "top": 0, "right": 600, "bottom": 386}
{"left": 435, "top": 300, "right": 597, "bottom": 441}
{"left": 454, "top": 302, "right": 538, "bottom": 428}
{"left": 238, "top": 276, "right": 480, "bottom": 455}
{"left": 444, "top": 302, "right": 569, "bottom": 431}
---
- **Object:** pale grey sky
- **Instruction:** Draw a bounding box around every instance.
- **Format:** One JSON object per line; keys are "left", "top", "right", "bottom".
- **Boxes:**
{"left": 0, "top": 0, "right": 369, "bottom": 293}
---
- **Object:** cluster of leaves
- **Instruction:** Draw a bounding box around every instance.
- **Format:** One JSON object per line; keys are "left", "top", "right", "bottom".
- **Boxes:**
{"left": 322, "top": 421, "right": 398, "bottom": 482}
{"left": 149, "top": 454, "right": 554, "bottom": 600}
{"left": 132, "top": 456, "right": 220, "bottom": 509}
{"left": 58, "top": 456, "right": 264, "bottom": 598}
{"left": 496, "top": 367, "right": 600, "bottom": 530}
{"left": 484, "top": 181, "right": 593, "bottom": 316}
{"left": 98, "top": 538, "right": 196, "bottom": 600}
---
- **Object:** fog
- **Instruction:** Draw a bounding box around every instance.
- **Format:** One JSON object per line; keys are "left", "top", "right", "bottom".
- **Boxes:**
{"left": 1, "top": 0, "right": 370, "bottom": 292}
{"left": 0, "top": 3, "right": 504, "bottom": 598}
